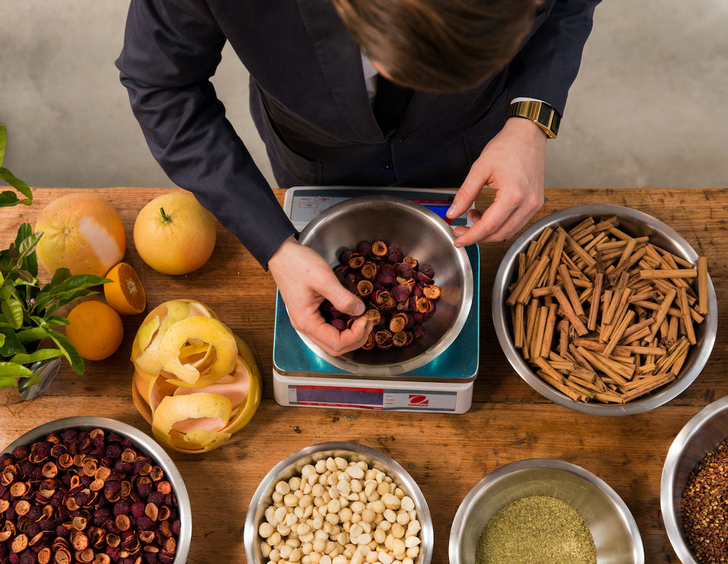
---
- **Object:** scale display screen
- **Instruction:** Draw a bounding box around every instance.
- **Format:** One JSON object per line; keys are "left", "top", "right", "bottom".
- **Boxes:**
{"left": 288, "top": 384, "right": 458, "bottom": 412}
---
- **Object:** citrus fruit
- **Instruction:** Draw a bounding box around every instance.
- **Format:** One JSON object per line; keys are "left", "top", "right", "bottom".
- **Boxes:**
{"left": 35, "top": 193, "right": 126, "bottom": 277}
{"left": 133, "top": 193, "right": 216, "bottom": 275}
{"left": 65, "top": 301, "right": 125, "bottom": 361}
{"left": 104, "top": 262, "right": 146, "bottom": 315}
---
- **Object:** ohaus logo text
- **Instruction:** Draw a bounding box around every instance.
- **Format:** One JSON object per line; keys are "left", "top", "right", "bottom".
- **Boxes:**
{"left": 408, "top": 394, "right": 429, "bottom": 407}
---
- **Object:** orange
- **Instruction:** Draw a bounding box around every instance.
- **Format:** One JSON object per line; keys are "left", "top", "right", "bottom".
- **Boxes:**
{"left": 65, "top": 301, "right": 124, "bottom": 361}
{"left": 104, "top": 262, "right": 147, "bottom": 315}
{"left": 35, "top": 193, "right": 126, "bottom": 277}
{"left": 133, "top": 193, "right": 216, "bottom": 275}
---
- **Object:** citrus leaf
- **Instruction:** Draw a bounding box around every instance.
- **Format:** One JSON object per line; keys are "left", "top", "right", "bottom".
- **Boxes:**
{"left": 0, "top": 167, "right": 32, "bottom": 204}
{"left": 16, "top": 327, "right": 49, "bottom": 344}
{"left": 0, "top": 376, "right": 21, "bottom": 388}
{"left": 15, "top": 232, "right": 42, "bottom": 268}
{"left": 0, "top": 361, "right": 33, "bottom": 379}
{"left": 1, "top": 288, "right": 23, "bottom": 330}
{"left": 0, "top": 126, "right": 6, "bottom": 168}
{"left": 0, "top": 334, "right": 5, "bottom": 348}
{"left": 47, "top": 329, "right": 84, "bottom": 374}
{"left": 0, "top": 328, "right": 26, "bottom": 356}
{"left": 10, "top": 349, "right": 65, "bottom": 365}
{"left": 44, "top": 316, "right": 69, "bottom": 327}
{"left": 49, "top": 274, "right": 110, "bottom": 296}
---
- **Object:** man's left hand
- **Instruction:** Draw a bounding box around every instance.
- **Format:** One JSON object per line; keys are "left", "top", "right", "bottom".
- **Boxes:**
{"left": 446, "top": 117, "right": 547, "bottom": 246}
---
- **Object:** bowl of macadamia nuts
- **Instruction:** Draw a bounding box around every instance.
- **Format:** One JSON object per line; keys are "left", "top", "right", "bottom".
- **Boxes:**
{"left": 244, "top": 442, "right": 433, "bottom": 564}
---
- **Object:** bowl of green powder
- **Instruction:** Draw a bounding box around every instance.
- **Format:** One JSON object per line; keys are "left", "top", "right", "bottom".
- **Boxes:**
{"left": 449, "top": 459, "right": 644, "bottom": 564}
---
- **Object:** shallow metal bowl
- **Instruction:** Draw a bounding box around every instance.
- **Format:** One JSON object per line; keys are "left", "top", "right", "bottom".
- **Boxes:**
{"left": 492, "top": 204, "right": 717, "bottom": 416}
{"left": 1, "top": 416, "right": 192, "bottom": 564}
{"left": 661, "top": 395, "right": 728, "bottom": 563}
{"left": 449, "top": 459, "right": 644, "bottom": 564}
{"left": 298, "top": 195, "right": 473, "bottom": 376}
{"left": 244, "top": 441, "right": 433, "bottom": 564}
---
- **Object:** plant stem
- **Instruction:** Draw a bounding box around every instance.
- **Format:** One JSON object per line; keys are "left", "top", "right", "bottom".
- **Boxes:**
{"left": 159, "top": 207, "right": 172, "bottom": 224}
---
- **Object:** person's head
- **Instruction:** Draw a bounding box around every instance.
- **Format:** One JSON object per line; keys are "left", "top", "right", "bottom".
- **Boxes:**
{"left": 331, "top": 0, "right": 539, "bottom": 93}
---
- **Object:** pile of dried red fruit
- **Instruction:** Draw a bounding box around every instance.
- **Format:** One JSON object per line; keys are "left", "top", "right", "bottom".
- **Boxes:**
{"left": 321, "top": 240, "right": 441, "bottom": 350}
{"left": 0, "top": 428, "right": 180, "bottom": 564}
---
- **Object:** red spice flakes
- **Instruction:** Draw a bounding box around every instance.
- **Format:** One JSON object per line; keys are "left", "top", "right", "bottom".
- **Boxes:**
{"left": 681, "top": 437, "right": 728, "bottom": 563}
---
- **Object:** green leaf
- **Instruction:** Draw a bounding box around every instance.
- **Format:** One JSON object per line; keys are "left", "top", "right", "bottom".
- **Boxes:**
{"left": 50, "top": 267, "right": 71, "bottom": 287}
{"left": 49, "top": 274, "right": 110, "bottom": 296}
{"left": 10, "top": 349, "right": 65, "bottom": 365}
{"left": 0, "top": 334, "right": 4, "bottom": 348}
{"left": 57, "top": 289, "right": 97, "bottom": 309}
{"left": 44, "top": 316, "right": 69, "bottom": 327}
{"left": 47, "top": 330, "right": 84, "bottom": 374}
{"left": 0, "top": 168, "right": 32, "bottom": 207}
{"left": 0, "top": 126, "right": 6, "bottom": 168}
{"left": 0, "top": 361, "right": 34, "bottom": 379}
{"left": 0, "top": 328, "right": 26, "bottom": 356}
{"left": 0, "top": 376, "right": 21, "bottom": 389}
{"left": 0, "top": 361, "right": 33, "bottom": 379}
{"left": 14, "top": 223, "right": 32, "bottom": 248}
{"left": 15, "top": 231, "right": 42, "bottom": 268}
{"left": 16, "top": 326, "right": 49, "bottom": 344}
{"left": 1, "top": 287, "right": 23, "bottom": 329}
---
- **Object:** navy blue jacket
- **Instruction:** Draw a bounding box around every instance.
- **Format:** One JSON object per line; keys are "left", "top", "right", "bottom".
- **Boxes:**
{"left": 116, "top": 0, "right": 600, "bottom": 267}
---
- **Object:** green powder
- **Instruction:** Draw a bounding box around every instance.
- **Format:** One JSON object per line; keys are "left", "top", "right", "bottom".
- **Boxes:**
{"left": 475, "top": 496, "right": 597, "bottom": 564}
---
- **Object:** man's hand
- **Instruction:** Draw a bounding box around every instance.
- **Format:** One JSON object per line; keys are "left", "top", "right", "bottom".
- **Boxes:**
{"left": 446, "top": 117, "right": 547, "bottom": 246}
{"left": 268, "top": 236, "right": 372, "bottom": 356}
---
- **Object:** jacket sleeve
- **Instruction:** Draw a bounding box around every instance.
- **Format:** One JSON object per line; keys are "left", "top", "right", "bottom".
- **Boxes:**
{"left": 115, "top": 0, "right": 296, "bottom": 269}
{"left": 505, "top": 0, "right": 602, "bottom": 116}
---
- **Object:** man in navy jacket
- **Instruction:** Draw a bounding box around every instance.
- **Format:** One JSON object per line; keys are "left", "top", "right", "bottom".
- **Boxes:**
{"left": 117, "top": 0, "right": 601, "bottom": 356}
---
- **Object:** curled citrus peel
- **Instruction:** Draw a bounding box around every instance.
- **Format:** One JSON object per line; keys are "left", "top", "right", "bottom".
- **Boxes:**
{"left": 130, "top": 299, "right": 262, "bottom": 453}
{"left": 159, "top": 317, "right": 237, "bottom": 385}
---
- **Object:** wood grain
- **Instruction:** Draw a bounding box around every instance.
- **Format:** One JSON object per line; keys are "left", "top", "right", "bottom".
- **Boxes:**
{"left": 1, "top": 187, "right": 726, "bottom": 564}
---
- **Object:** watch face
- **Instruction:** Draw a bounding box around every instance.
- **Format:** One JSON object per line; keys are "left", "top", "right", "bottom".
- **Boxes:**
{"left": 537, "top": 103, "right": 553, "bottom": 126}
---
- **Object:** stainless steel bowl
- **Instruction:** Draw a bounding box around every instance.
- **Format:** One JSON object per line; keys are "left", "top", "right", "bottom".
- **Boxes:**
{"left": 492, "top": 204, "right": 717, "bottom": 416}
{"left": 298, "top": 195, "right": 473, "bottom": 376}
{"left": 449, "top": 459, "right": 644, "bottom": 564}
{"left": 1, "top": 416, "right": 192, "bottom": 564}
{"left": 244, "top": 441, "right": 433, "bottom": 564}
{"left": 661, "top": 395, "right": 728, "bottom": 563}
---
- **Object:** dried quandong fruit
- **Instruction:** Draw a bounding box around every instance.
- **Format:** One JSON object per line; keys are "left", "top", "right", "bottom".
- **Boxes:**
{"left": 0, "top": 428, "right": 181, "bottom": 564}
{"left": 322, "top": 240, "right": 441, "bottom": 350}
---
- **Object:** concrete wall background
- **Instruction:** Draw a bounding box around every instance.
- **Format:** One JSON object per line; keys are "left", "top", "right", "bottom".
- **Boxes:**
{"left": 1, "top": 0, "right": 727, "bottom": 190}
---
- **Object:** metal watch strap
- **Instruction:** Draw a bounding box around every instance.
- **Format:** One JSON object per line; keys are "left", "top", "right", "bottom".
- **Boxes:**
{"left": 506, "top": 100, "right": 561, "bottom": 139}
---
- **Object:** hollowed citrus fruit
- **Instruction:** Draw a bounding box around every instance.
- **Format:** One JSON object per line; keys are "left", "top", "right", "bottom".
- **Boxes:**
{"left": 35, "top": 193, "right": 126, "bottom": 277}
{"left": 104, "top": 262, "right": 146, "bottom": 315}
{"left": 65, "top": 300, "right": 124, "bottom": 361}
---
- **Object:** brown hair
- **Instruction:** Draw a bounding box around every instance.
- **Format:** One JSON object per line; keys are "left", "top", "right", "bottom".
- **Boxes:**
{"left": 332, "top": 0, "right": 538, "bottom": 93}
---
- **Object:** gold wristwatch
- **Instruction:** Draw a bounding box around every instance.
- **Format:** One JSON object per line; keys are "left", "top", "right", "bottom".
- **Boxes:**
{"left": 506, "top": 100, "right": 561, "bottom": 139}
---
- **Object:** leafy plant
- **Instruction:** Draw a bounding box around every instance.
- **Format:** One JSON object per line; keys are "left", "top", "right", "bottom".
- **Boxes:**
{"left": 0, "top": 126, "right": 109, "bottom": 391}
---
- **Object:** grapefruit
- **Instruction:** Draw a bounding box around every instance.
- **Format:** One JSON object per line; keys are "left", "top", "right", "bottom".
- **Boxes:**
{"left": 35, "top": 193, "right": 126, "bottom": 277}
{"left": 133, "top": 193, "right": 216, "bottom": 275}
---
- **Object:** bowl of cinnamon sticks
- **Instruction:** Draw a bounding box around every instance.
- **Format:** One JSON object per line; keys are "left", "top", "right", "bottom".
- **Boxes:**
{"left": 492, "top": 204, "right": 717, "bottom": 416}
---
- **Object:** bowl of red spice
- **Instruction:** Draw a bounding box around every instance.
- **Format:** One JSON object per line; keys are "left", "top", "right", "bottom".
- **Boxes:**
{"left": 0, "top": 417, "right": 191, "bottom": 564}
{"left": 297, "top": 195, "right": 473, "bottom": 376}
{"left": 661, "top": 395, "right": 728, "bottom": 563}
{"left": 449, "top": 459, "right": 644, "bottom": 564}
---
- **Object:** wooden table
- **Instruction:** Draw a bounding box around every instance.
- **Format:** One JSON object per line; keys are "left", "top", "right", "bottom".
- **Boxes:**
{"left": 0, "top": 188, "right": 725, "bottom": 563}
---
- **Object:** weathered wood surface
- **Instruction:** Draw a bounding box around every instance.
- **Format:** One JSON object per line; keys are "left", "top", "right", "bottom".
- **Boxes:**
{"left": 1, "top": 187, "right": 726, "bottom": 564}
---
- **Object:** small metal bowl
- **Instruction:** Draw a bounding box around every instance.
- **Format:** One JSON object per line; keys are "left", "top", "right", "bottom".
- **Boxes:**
{"left": 1, "top": 416, "right": 192, "bottom": 564}
{"left": 244, "top": 441, "right": 433, "bottom": 564}
{"left": 661, "top": 395, "right": 728, "bottom": 563}
{"left": 298, "top": 195, "right": 473, "bottom": 376}
{"left": 449, "top": 459, "right": 644, "bottom": 564}
{"left": 492, "top": 204, "right": 717, "bottom": 416}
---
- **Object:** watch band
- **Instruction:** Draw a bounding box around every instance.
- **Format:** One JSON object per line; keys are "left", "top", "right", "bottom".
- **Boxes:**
{"left": 506, "top": 100, "right": 561, "bottom": 139}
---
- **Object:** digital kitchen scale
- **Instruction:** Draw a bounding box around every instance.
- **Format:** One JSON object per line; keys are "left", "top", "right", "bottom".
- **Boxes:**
{"left": 272, "top": 187, "right": 480, "bottom": 414}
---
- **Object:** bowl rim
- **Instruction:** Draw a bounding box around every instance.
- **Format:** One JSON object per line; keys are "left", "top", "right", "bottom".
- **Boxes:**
{"left": 243, "top": 441, "right": 434, "bottom": 564}
{"left": 660, "top": 395, "right": 728, "bottom": 564}
{"left": 1, "top": 416, "right": 192, "bottom": 564}
{"left": 448, "top": 458, "right": 645, "bottom": 564}
{"left": 297, "top": 195, "right": 473, "bottom": 376}
{"left": 492, "top": 203, "right": 718, "bottom": 416}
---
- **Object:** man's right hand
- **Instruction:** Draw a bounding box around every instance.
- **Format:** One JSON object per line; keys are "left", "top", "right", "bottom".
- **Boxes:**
{"left": 268, "top": 236, "right": 372, "bottom": 356}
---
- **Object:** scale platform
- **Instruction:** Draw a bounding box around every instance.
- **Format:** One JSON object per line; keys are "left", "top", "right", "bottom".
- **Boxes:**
{"left": 273, "top": 187, "right": 480, "bottom": 414}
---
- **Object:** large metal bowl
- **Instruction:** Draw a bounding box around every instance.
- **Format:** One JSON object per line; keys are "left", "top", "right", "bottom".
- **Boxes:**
{"left": 298, "top": 195, "right": 473, "bottom": 376}
{"left": 492, "top": 204, "right": 717, "bottom": 416}
{"left": 244, "top": 441, "right": 433, "bottom": 564}
{"left": 661, "top": 395, "right": 728, "bottom": 563}
{"left": 1, "top": 417, "right": 192, "bottom": 564}
{"left": 449, "top": 459, "right": 644, "bottom": 564}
